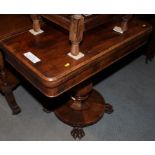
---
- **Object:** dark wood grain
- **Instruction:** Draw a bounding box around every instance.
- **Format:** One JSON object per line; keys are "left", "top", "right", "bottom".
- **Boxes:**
{"left": 0, "top": 15, "right": 32, "bottom": 41}
{"left": 1, "top": 18, "right": 152, "bottom": 97}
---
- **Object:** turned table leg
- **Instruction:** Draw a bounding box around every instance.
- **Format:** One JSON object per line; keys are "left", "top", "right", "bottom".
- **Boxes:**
{"left": 30, "top": 14, "right": 41, "bottom": 32}
{"left": 69, "top": 14, "right": 84, "bottom": 56}
{"left": 0, "top": 51, "right": 21, "bottom": 115}
{"left": 121, "top": 15, "right": 133, "bottom": 32}
{"left": 54, "top": 80, "right": 113, "bottom": 139}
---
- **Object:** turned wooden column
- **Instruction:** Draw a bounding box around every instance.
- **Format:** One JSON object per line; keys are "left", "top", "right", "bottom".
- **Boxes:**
{"left": 0, "top": 51, "right": 21, "bottom": 115}
{"left": 121, "top": 15, "right": 133, "bottom": 32}
{"left": 69, "top": 14, "right": 84, "bottom": 56}
{"left": 70, "top": 80, "right": 92, "bottom": 110}
{"left": 30, "top": 14, "right": 41, "bottom": 32}
{"left": 55, "top": 79, "right": 113, "bottom": 139}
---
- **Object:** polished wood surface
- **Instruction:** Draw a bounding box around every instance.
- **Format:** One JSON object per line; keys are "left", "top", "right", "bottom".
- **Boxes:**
{"left": 0, "top": 15, "right": 32, "bottom": 41}
{"left": 1, "top": 18, "right": 151, "bottom": 97}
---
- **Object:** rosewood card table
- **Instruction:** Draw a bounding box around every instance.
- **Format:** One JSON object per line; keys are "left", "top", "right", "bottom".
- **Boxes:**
{"left": 0, "top": 16, "right": 152, "bottom": 139}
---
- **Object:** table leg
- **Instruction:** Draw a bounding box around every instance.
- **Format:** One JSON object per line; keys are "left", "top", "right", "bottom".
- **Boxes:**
{"left": 4, "top": 87, "right": 21, "bottom": 115}
{"left": 0, "top": 51, "right": 21, "bottom": 115}
{"left": 30, "top": 14, "right": 41, "bottom": 32}
{"left": 69, "top": 14, "right": 84, "bottom": 56}
{"left": 121, "top": 15, "right": 133, "bottom": 32}
{"left": 54, "top": 80, "right": 113, "bottom": 139}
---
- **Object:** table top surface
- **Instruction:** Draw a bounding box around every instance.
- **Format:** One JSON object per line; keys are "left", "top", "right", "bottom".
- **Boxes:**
{"left": 1, "top": 18, "right": 152, "bottom": 97}
{"left": 0, "top": 15, "right": 32, "bottom": 41}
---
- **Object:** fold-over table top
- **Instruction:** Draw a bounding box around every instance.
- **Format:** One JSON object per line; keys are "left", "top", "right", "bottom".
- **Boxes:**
{"left": 1, "top": 18, "right": 152, "bottom": 97}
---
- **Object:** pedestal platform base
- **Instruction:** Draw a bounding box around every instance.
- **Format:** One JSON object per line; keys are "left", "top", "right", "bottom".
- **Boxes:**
{"left": 55, "top": 90, "right": 113, "bottom": 139}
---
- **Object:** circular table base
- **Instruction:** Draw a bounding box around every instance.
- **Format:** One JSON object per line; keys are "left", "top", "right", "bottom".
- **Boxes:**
{"left": 55, "top": 90, "right": 113, "bottom": 139}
